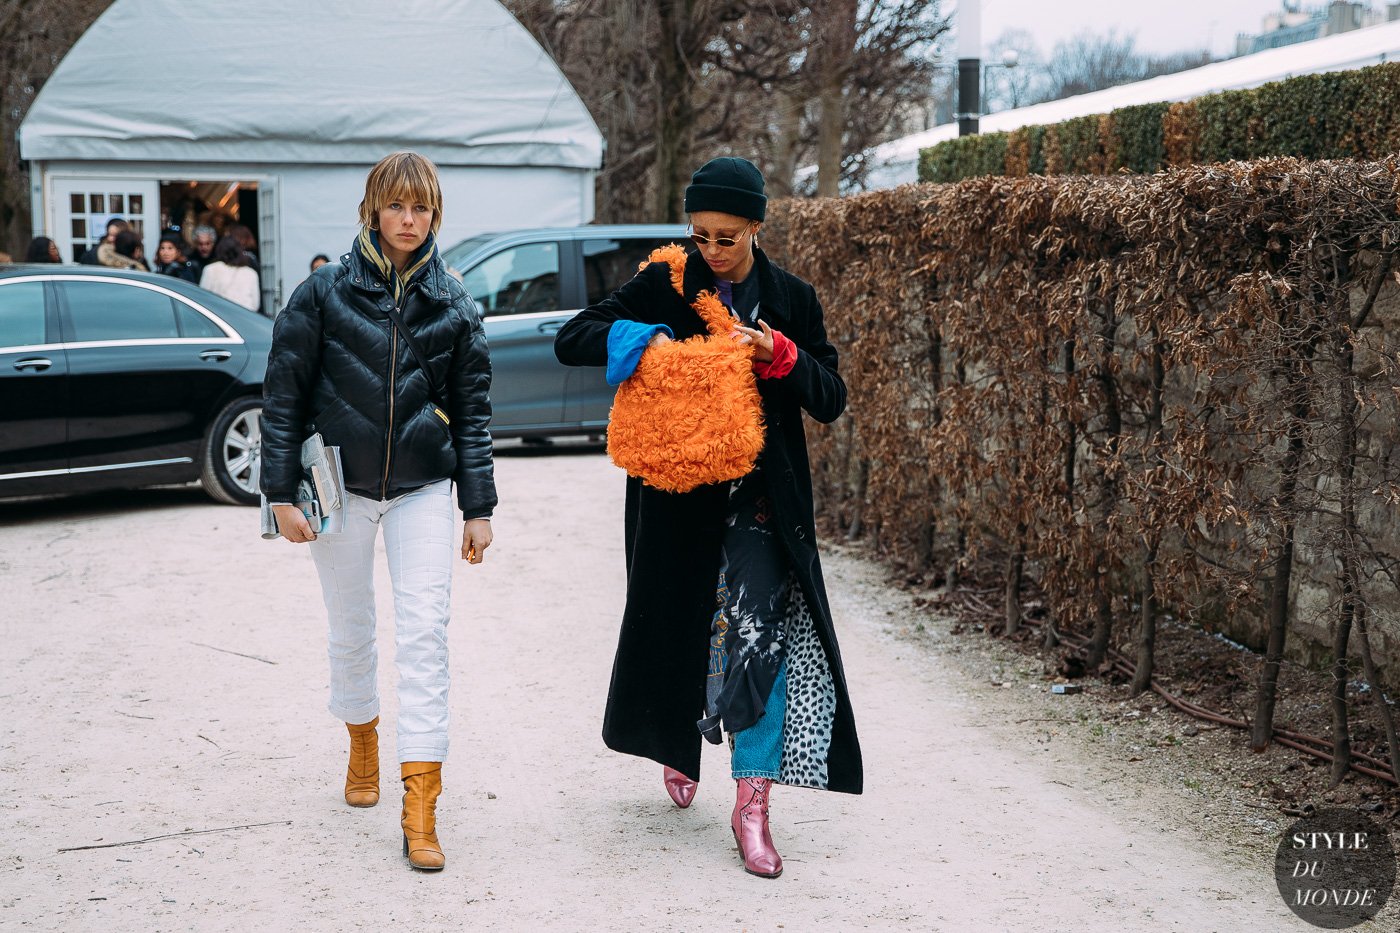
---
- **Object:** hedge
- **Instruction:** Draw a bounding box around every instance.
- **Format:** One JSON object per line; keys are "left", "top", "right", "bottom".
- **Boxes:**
{"left": 919, "top": 60, "right": 1400, "bottom": 182}
{"left": 764, "top": 157, "right": 1400, "bottom": 780}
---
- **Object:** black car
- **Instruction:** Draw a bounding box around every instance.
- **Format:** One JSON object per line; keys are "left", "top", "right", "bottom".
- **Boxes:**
{"left": 0, "top": 265, "right": 272, "bottom": 506}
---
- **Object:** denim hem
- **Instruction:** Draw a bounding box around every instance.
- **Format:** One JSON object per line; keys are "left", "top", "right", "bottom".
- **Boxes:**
{"left": 329, "top": 700, "right": 380, "bottom": 724}
{"left": 397, "top": 748, "right": 448, "bottom": 764}
{"left": 731, "top": 768, "right": 780, "bottom": 780}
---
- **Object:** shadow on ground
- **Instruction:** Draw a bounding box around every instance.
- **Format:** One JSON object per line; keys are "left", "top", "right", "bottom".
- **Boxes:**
{"left": 0, "top": 485, "right": 219, "bottom": 525}
{"left": 0, "top": 439, "right": 607, "bottom": 524}
{"left": 494, "top": 437, "right": 606, "bottom": 458}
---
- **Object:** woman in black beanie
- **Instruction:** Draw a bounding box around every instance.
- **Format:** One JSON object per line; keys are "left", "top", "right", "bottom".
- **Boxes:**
{"left": 555, "top": 156, "right": 862, "bottom": 878}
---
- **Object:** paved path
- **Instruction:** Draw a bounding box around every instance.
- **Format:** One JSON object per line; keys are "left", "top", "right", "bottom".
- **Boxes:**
{"left": 0, "top": 448, "right": 1367, "bottom": 931}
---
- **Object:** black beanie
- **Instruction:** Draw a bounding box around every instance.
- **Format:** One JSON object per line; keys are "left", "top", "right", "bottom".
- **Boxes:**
{"left": 683, "top": 157, "right": 766, "bottom": 221}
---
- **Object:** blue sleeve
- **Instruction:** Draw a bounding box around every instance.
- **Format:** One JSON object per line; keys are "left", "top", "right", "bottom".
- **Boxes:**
{"left": 606, "top": 320, "right": 673, "bottom": 386}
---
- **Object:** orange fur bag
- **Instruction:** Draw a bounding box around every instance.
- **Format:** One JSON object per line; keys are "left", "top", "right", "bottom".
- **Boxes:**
{"left": 606, "top": 244, "right": 766, "bottom": 493}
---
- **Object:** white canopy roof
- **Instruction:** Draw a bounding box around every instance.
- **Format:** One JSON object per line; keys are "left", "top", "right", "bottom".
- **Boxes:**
{"left": 856, "top": 18, "right": 1400, "bottom": 189}
{"left": 20, "top": 0, "right": 602, "bottom": 170}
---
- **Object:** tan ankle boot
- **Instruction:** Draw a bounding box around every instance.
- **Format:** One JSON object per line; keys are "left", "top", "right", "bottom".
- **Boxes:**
{"left": 401, "top": 761, "right": 444, "bottom": 871}
{"left": 344, "top": 717, "right": 380, "bottom": 808}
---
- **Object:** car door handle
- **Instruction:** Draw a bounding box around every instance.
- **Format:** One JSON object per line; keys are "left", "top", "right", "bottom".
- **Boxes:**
{"left": 536, "top": 321, "right": 563, "bottom": 335}
{"left": 200, "top": 349, "right": 233, "bottom": 362}
{"left": 13, "top": 357, "right": 52, "bottom": 372}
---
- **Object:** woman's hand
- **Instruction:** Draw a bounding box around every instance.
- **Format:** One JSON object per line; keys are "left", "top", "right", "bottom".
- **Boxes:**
{"left": 462, "top": 518, "right": 492, "bottom": 564}
{"left": 732, "top": 319, "right": 774, "bottom": 363}
{"left": 273, "top": 504, "right": 317, "bottom": 543}
{"left": 647, "top": 331, "right": 672, "bottom": 350}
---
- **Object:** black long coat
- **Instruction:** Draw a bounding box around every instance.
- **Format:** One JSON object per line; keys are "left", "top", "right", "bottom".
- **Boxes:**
{"left": 554, "top": 246, "right": 862, "bottom": 794}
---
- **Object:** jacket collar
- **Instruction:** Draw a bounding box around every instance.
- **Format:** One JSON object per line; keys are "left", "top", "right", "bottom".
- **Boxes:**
{"left": 343, "top": 237, "right": 453, "bottom": 303}
{"left": 680, "top": 244, "right": 790, "bottom": 323}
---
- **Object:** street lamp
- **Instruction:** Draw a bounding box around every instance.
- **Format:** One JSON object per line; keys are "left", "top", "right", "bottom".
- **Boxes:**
{"left": 955, "top": 0, "right": 982, "bottom": 136}
{"left": 935, "top": 46, "right": 1019, "bottom": 135}
{"left": 953, "top": 0, "right": 1021, "bottom": 136}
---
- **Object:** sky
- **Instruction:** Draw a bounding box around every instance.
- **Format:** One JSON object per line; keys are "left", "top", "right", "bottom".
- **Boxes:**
{"left": 963, "top": 0, "right": 1316, "bottom": 60}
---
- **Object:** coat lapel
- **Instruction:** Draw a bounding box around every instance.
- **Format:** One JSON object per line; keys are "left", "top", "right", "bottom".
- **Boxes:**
{"left": 679, "top": 245, "right": 793, "bottom": 329}
{"left": 752, "top": 247, "right": 792, "bottom": 327}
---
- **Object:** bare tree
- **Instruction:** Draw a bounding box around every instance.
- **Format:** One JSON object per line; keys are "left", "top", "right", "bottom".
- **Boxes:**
{"left": 0, "top": 0, "right": 116, "bottom": 253}
{"left": 985, "top": 28, "right": 1043, "bottom": 112}
{"left": 1040, "top": 29, "right": 1144, "bottom": 101}
{"left": 1031, "top": 30, "right": 1214, "bottom": 105}
{"left": 510, "top": 0, "right": 947, "bottom": 217}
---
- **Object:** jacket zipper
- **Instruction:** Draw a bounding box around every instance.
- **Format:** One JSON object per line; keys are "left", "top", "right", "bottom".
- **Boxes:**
{"left": 381, "top": 319, "right": 398, "bottom": 499}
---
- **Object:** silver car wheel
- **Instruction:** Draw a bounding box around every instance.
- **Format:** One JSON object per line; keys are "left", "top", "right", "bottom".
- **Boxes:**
{"left": 223, "top": 409, "right": 262, "bottom": 495}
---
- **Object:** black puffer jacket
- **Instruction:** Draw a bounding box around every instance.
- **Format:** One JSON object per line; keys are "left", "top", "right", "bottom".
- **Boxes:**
{"left": 260, "top": 243, "right": 496, "bottom": 518}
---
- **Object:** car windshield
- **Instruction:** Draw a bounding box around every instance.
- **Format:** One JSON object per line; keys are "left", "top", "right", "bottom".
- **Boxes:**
{"left": 441, "top": 234, "right": 502, "bottom": 271}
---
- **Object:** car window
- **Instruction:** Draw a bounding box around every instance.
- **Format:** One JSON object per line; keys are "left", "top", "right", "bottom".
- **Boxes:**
{"left": 582, "top": 238, "right": 680, "bottom": 303}
{"left": 63, "top": 281, "right": 180, "bottom": 342}
{"left": 462, "top": 242, "right": 561, "bottom": 317}
{"left": 176, "top": 302, "right": 227, "bottom": 338}
{"left": 583, "top": 238, "right": 679, "bottom": 306}
{"left": 0, "top": 281, "right": 48, "bottom": 349}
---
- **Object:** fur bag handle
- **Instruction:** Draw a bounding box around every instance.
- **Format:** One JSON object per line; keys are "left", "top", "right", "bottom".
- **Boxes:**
{"left": 639, "top": 244, "right": 736, "bottom": 339}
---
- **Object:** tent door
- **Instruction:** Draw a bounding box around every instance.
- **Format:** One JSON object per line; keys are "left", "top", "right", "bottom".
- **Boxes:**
{"left": 257, "top": 179, "right": 279, "bottom": 315}
{"left": 50, "top": 177, "right": 159, "bottom": 264}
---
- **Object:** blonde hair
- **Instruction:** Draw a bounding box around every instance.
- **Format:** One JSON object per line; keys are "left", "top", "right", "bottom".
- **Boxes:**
{"left": 358, "top": 151, "right": 444, "bottom": 234}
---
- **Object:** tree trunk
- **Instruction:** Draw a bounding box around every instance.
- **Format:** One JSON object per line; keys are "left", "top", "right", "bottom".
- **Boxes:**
{"left": 815, "top": 0, "right": 857, "bottom": 197}
{"left": 1062, "top": 337, "right": 1077, "bottom": 507}
{"left": 1133, "top": 337, "right": 1166, "bottom": 696}
{"left": 653, "top": 0, "right": 696, "bottom": 222}
{"left": 1329, "top": 273, "right": 1363, "bottom": 786}
{"left": 1084, "top": 313, "right": 1122, "bottom": 673}
{"left": 946, "top": 525, "right": 965, "bottom": 591}
{"left": 1354, "top": 604, "right": 1400, "bottom": 784}
{"left": 1133, "top": 546, "right": 1158, "bottom": 697}
{"left": 1250, "top": 425, "right": 1304, "bottom": 752}
{"left": 767, "top": 89, "right": 805, "bottom": 199}
{"left": 1085, "top": 577, "right": 1112, "bottom": 671}
{"left": 846, "top": 458, "right": 869, "bottom": 542}
{"left": 1330, "top": 573, "right": 1356, "bottom": 787}
{"left": 1005, "top": 538, "right": 1024, "bottom": 636}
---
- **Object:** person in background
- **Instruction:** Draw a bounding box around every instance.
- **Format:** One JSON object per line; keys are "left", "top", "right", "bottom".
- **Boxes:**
{"left": 24, "top": 237, "right": 61, "bottom": 263}
{"left": 99, "top": 229, "right": 148, "bottom": 271}
{"left": 154, "top": 231, "right": 199, "bottom": 282}
{"left": 200, "top": 236, "right": 261, "bottom": 312}
{"left": 189, "top": 225, "right": 219, "bottom": 277}
{"left": 310, "top": 253, "right": 331, "bottom": 273}
{"left": 0, "top": 252, "right": 12, "bottom": 263}
{"left": 79, "top": 218, "right": 128, "bottom": 264}
{"left": 261, "top": 150, "right": 496, "bottom": 872}
{"left": 226, "top": 223, "right": 260, "bottom": 271}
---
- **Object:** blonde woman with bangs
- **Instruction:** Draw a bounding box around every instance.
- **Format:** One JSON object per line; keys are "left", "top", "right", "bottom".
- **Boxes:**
{"left": 261, "top": 151, "right": 496, "bottom": 871}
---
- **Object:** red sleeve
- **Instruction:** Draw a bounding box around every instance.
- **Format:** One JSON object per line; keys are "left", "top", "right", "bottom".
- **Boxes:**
{"left": 753, "top": 328, "right": 797, "bottom": 380}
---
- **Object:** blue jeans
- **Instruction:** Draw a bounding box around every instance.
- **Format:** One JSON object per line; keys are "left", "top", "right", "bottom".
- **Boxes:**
{"left": 732, "top": 660, "right": 787, "bottom": 779}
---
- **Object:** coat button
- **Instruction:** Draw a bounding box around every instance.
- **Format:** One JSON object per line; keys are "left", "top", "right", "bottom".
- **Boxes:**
{"left": 794, "top": 525, "right": 807, "bottom": 540}
{"left": 784, "top": 469, "right": 795, "bottom": 484}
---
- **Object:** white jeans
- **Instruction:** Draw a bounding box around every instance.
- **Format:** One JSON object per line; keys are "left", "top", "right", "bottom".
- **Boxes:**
{"left": 309, "top": 478, "right": 454, "bottom": 763}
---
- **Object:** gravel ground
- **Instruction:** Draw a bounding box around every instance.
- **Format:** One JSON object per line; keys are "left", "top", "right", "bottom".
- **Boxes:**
{"left": 0, "top": 446, "right": 1392, "bottom": 931}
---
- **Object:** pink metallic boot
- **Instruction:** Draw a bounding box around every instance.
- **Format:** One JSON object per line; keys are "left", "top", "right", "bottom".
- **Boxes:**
{"left": 731, "top": 777, "right": 782, "bottom": 877}
{"left": 663, "top": 766, "right": 697, "bottom": 808}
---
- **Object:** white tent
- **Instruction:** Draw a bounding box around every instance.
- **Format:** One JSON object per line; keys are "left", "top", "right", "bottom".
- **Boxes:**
{"left": 852, "top": 18, "right": 1400, "bottom": 190}
{"left": 21, "top": 0, "right": 603, "bottom": 312}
